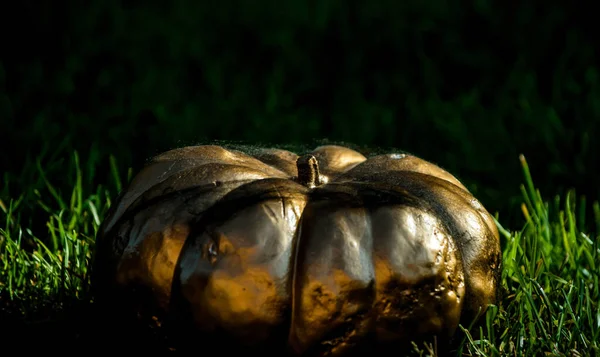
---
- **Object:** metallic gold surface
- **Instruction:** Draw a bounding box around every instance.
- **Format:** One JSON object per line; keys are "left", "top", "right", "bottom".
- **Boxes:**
{"left": 309, "top": 145, "right": 367, "bottom": 181}
{"left": 92, "top": 144, "right": 501, "bottom": 356}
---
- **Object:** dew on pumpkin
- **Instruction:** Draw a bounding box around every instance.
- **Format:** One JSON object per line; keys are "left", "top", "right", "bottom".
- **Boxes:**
{"left": 207, "top": 241, "right": 219, "bottom": 264}
{"left": 389, "top": 153, "right": 406, "bottom": 159}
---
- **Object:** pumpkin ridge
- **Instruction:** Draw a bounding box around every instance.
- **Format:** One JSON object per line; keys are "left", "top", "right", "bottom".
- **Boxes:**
{"left": 102, "top": 161, "right": 289, "bottom": 234}
{"left": 336, "top": 153, "right": 468, "bottom": 191}
{"left": 288, "top": 184, "right": 467, "bottom": 355}
{"left": 167, "top": 177, "right": 309, "bottom": 351}
{"left": 185, "top": 178, "right": 309, "bottom": 232}
{"left": 378, "top": 171, "right": 501, "bottom": 329}
{"left": 101, "top": 150, "right": 292, "bottom": 234}
{"left": 98, "top": 180, "right": 258, "bottom": 241}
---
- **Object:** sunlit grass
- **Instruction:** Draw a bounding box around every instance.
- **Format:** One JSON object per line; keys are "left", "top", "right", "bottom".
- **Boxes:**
{"left": 0, "top": 150, "right": 598, "bottom": 356}
{"left": 449, "top": 155, "right": 600, "bottom": 356}
{"left": 0, "top": 152, "right": 122, "bottom": 310}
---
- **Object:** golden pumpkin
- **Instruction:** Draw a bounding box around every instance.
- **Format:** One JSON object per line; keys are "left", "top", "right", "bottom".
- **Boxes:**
{"left": 92, "top": 144, "right": 501, "bottom": 356}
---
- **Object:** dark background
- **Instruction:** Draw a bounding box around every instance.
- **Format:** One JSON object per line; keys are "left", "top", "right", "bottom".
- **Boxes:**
{"left": 1, "top": 0, "right": 599, "bottom": 229}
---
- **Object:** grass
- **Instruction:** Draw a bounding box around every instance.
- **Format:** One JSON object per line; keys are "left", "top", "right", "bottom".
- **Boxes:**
{"left": 0, "top": 150, "right": 598, "bottom": 356}
{"left": 452, "top": 156, "right": 600, "bottom": 356}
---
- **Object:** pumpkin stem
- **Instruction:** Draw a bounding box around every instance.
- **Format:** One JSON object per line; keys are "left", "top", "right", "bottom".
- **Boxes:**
{"left": 296, "top": 155, "right": 321, "bottom": 188}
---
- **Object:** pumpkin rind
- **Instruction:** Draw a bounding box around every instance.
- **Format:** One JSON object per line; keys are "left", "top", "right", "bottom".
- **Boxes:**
{"left": 92, "top": 144, "right": 501, "bottom": 356}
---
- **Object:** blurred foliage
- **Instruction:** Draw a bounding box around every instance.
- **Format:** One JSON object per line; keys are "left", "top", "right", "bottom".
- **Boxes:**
{"left": 1, "top": 0, "right": 599, "bottom": 228}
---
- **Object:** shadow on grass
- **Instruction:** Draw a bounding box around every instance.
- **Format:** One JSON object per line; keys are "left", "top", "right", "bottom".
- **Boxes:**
{"left": 0, "top": 292, "right": 461, "bottom": 356}
{"left": 0, "top": 293, "right": 175, "bottom": 354}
